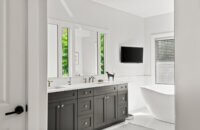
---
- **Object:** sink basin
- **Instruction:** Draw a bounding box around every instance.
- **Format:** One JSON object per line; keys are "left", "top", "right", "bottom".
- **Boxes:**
{"left": 49, "top": 86, "right": 66, "bottom": 89}
{"left": 94, "top": 81, "right": 109, "bottom": 84}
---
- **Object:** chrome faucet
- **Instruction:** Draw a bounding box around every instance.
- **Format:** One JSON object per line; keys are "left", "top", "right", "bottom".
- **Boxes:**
{"left": 48, "top": 80, "right": 53, "bottom": 87}
{"left": 89, "top": 76, "right": 95, "bottom": 83}
{"left": 68, "top": 77, "right": 72, "bottom": 85}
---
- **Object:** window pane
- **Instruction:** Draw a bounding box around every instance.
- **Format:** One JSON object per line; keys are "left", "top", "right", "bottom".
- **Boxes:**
{"left": 155, "top": 39, "right": 175, "bottom": 84}
{"left": 62, "top": 28, "right": 69, "bottom": 77}
{"left": 156, "top": 39, "right": 175, "bottom": 62}
{"left": 100, "top": 33, "right": 105, "bottom": 74}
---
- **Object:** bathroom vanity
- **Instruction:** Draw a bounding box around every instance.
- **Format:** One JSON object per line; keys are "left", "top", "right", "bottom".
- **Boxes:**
{"left": 48, "top": 83, "right": 128, "bottom": 130}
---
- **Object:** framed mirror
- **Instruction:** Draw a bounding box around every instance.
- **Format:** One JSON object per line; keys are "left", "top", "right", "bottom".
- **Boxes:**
{"left": 74, "top": 28, "right": 98, "bottom": 76}
{"left": 47, "top": 20, "right": 107, "bottom": 78}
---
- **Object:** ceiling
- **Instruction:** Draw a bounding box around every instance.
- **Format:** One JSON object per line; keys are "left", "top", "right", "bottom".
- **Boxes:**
{"left": 92, "top": 0, "right": 174, "bottom": 18}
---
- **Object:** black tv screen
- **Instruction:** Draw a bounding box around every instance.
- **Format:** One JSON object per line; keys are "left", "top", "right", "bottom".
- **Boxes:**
{"left": 121, "top": 47, "right": 143, "bottom": 63}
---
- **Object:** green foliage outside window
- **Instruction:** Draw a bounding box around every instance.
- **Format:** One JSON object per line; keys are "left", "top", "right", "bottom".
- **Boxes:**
{"left": 100, "top": 33, "right": 105, "bottom": 74}
{"left": 62, "top": 28, "right": 69, "bottom": 77}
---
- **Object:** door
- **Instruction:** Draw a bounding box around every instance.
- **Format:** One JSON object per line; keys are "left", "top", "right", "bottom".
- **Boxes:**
{"left": 94, "top": 95, "right": 106, "bottom": 129}
{"left": 0, "top": 0, "right": 26, "bottom": 129}
{"left": 60, "top": 100, "right": 77, "bottom": 130}
{"left": 106, "top": 93, "right": 117, "bottom": 124}
{"left": 48, "top": 102, "right": 60, "bottom": 130}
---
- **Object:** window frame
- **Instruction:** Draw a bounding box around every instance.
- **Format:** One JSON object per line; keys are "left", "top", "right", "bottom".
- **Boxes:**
{"left": 151, "top": 32, "right": 174, "bottom": 85}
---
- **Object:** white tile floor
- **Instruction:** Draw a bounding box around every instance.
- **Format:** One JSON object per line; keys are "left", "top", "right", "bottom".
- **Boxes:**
{"left": 104, "top": 109, "right": 175, "bottom": 130}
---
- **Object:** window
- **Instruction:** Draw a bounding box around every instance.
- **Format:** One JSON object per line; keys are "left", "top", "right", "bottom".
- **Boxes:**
{"left": 61, "top": 28, "right": 69, "bottom": 77}
{"left": 100, "top": 33, "right": 105, "bottom": 74}
{"left": 155, "top": 39, "right": 175, "bottom": 84}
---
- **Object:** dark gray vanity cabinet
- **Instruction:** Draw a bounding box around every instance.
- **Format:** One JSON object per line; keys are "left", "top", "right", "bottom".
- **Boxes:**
{"left": 117, "top": 84, "right": 128, "bottom": 120}
{"left": 48, "top": 102, "right": 60, "bottom": 130}
{"left": 93, "top": 86, "right": 118, "bottom": 129}
{"left": 93, "top": 95, "right": 107, "bottom": 128}
{"left": 48, "top": 91, "right": 78, "bottom": 130}
{"left": 77, "top": 88, "right": 94, "bottom": 130}
{"left": 60, "top": 100, "right": 77, "bottom": 130}
{"left": 93, "top": 92, "right": 118, "bottom": 128}
{"left": 48, "top": 83, "right": 128, "bottom": 130}
{"left": 106, "top": 92, "right": 118, "bottom": 124}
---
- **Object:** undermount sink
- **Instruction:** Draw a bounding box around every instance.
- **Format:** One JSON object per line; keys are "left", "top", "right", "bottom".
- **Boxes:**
{"left": 94, "top": 81, "right": 109, "bottom": 84}
{"left": 49, "top": 86, "right": 66, "bottom": 89}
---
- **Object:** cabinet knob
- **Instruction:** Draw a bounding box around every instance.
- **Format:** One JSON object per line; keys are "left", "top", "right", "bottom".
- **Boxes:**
{"left": 107, "top": 96, "right": 109, "bottom": 99}
{"left": 84, "top": 91, "right": 88, "bottom": 95}
{"left": 84, "top": 122, "right": 88, "bottom": 125}
{"left": 57, "top": 105, "right": 60, "bottom": 109}
{"left": 122, "top": 110, "right": 125, "bottom": 114}
{"left": 122, "top": 97, "right": 125, "bottom": 100}
{"left": 61, "top": 104, "right": 65, "bottom": 108}
{"left": 84, "top": 104, "right": 88, "bottom": 108}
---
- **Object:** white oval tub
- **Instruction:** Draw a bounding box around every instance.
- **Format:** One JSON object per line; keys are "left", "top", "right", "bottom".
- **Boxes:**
{"left": 141, "top": 85, "right": 175, "bottom": 123}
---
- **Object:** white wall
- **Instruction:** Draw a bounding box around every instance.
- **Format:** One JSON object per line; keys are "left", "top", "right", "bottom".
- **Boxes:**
{"left": 144, "top": 13, "right": 174, "bottom": 75}
{"left": 175, "top": 0, "right": 200, "bottom": 129}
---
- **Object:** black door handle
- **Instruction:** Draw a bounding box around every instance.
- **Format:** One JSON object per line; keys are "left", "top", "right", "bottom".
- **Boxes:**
{"left": 5, "top": 106, "right": 24, "bottom": 116}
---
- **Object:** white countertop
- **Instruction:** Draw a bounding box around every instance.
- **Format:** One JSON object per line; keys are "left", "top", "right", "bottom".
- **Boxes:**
{"left": 48, "top": 81, "right": 128, "bottom": 93}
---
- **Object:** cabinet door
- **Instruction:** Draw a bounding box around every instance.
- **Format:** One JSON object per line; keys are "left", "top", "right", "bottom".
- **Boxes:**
{"left": 48, "top": 102, "right": 60, "bottom": 130}
{"left": 106, "top": 93, "right": 118, "bottom": 124}
{"left": 60, "top": 100, "right": 77, "bottom": 130}
{"left": 94, "top": 95, "right": 107, "bottom": 129}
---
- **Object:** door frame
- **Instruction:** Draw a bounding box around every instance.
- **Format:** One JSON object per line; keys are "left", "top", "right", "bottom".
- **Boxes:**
{"left": 27, "top": 0, "right": 47, "bottom": 130}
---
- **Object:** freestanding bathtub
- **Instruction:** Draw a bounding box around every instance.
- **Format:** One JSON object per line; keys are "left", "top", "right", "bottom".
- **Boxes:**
{"left": 141, "top": 85, "right": 175, "bottom": 123}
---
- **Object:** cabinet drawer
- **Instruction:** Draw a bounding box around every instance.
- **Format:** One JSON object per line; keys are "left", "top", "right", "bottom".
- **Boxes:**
{"left": 118, "top": 92, "right": 128, "bottom": 106}
{"left": 78, "top": 88, "right": 93, "bottom": 98}
{"left": 94, "top": 85, "right": 117, "bottom": 96}
{"left": 78, "top": 114, "right": 93, "bottom": 130}
{"left": 48, "top": 90, "right": 77, "bottom": 102}
{"left": 118, "top": 106, "right": 128, "bottom": 120}
{"left": 118, "top": 84, "right": 128, "bottom": 92}
{"left": 78, "top": 97, "right": 93, "bottom": 115}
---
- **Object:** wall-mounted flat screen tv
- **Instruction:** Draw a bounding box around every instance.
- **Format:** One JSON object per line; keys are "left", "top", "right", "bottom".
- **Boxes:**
{"left": 121, "top": 47, "right": 143, "bottom": 63}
